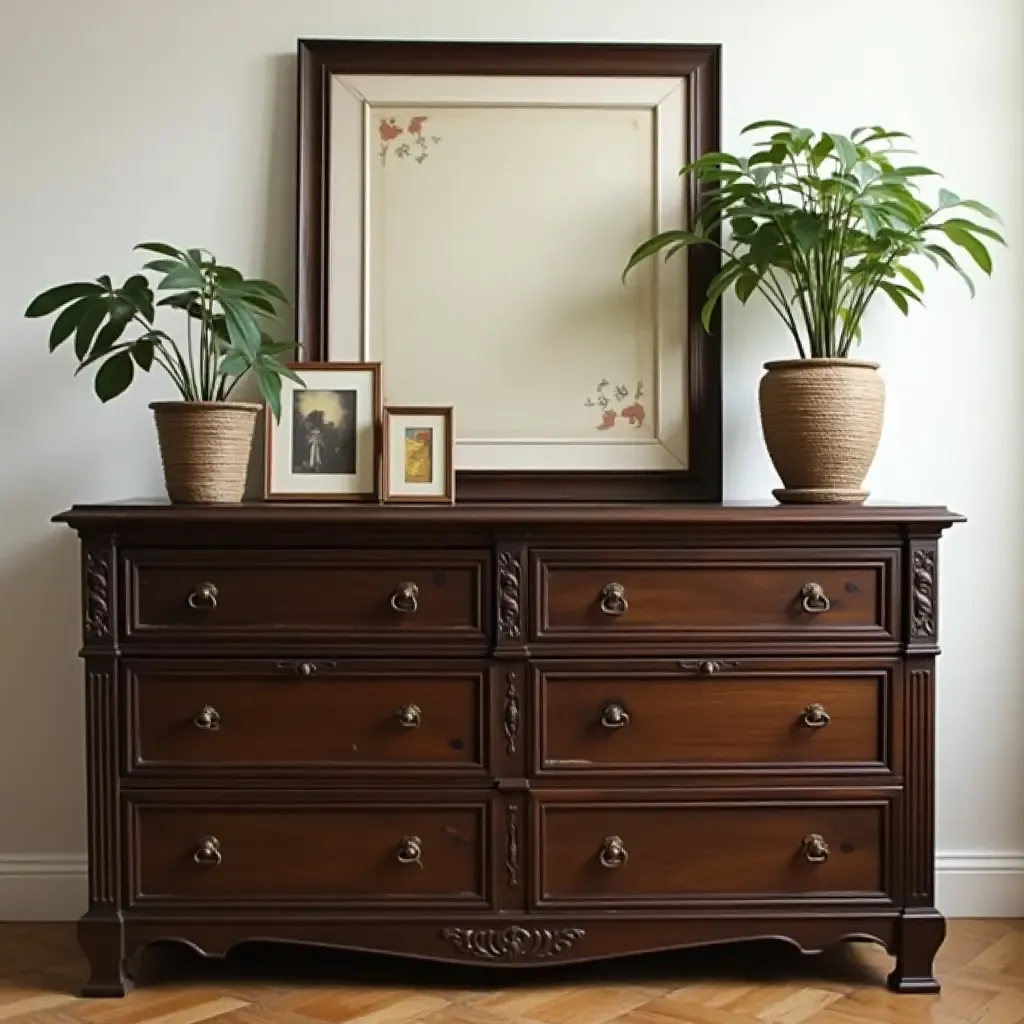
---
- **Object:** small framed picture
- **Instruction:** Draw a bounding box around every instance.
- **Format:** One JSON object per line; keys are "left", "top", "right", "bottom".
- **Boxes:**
{"left": 383, "top": 406, "right": 455, "bottom": 503}
{"left": 265, "top": 362, "right": 382, "bottom": 501}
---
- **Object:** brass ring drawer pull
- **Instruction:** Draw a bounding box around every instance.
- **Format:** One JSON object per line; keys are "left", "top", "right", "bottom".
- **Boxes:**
{"left": 599, "top": 582, "right": 628, "bottom": 616}
{"left": 193, "top": 835, "right": 222, "bottom": 867}
{"left": 193, "top": 706, "right": 220, "bottom": 731}
{"left": 397, "top": 704, "right": 422, "bottom": 728}
{"left": 599, "top": 835, "right": 628, "bottom": 869}
{"left": 390, "top": 582, "right": 419, "bottom": 613}
{"left": 802, "top": 833, "right": 829, "bottom": 863}
{"left": 397, "top": 836, "right": 423, "bottom": 866}
{"left": 187, "top": 582, "right": 218, "bottom": 611}
{"left": 800, "top": 582, "right": 831, "bottom": 614}
{"left": 801, "top": 703, "right": 830, "bottom": 729}
{"left": 600, "top": 704, "right": 630, "bottom": 729}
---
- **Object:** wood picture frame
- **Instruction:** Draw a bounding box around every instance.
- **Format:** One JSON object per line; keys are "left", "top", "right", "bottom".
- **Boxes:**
{"left": 264, "top": 361, "right": 382, "bottom": 502}
{"left": 296, "top": 40, "right": 722, "bottom": 503}
{"left": 383, "top": 405, "right": 455, "bottom": 504}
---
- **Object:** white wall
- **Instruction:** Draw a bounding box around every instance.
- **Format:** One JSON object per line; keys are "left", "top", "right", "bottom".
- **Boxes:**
{"left": 1, "top": 0, "right": 1022, "bottom": 920}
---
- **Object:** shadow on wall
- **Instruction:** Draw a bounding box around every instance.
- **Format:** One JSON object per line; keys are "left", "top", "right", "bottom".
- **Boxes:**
{"left": 0, "top": 498, "right": 89, "bottom": 857}
{"left": 244, "top": 53, "right": 299, "bottom": 499}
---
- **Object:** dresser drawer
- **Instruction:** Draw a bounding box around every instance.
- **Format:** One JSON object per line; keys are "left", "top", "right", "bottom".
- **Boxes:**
{"left": 536, "top": 660, "right": 891, "bottom": 777}
{"left": 535, "top": 794, "right": 892, "bottom": 908}
{"left": 123, "top": 548, "right": 488, "bottom": 645}
{"left": 533, "top": 549, "right": 896, "bottom": 645}
{"left": 128, "top": 796, "right": 491, "bottom": 907}
{"left": 124, "top": 660, "right": 488, "bottom": 777}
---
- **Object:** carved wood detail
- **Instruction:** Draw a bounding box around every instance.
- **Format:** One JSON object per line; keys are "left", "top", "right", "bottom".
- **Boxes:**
{"left": 504, "top": 671, "right": 520, "bottom": 755}
{"left": 85, "top": 669, "right": 116, "bottom": 906}
{"left": 440, "top": 926, "right": 585, "bottom": 961}
{"left": 906, "top": 667, "right": 935, "bottom": 904}
{"left": 911, "top": 547, "right": 937, "bottom": 640}
{"left": 497, "top": 550, "right": 523, "bottom": 641}
{"left": 84, "top": 549, "right": 111, "bottom": 642}
{"left": 506, "top": 804, "right": 520, "bottom": 887}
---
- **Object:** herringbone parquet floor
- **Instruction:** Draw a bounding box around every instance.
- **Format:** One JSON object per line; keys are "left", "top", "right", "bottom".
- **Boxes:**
{"left": 2, "top": 920, "right": 1023, "bottom": 1023}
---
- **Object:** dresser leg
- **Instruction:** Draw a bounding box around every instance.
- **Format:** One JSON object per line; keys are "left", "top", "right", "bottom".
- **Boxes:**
{"left": 78, "top": 916, "right": 132, "bottom": 997}
{"left": 887, "top": 909, "right": 945, "bottom": 993}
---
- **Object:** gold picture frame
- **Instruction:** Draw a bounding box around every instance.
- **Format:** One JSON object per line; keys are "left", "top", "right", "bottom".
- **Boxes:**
{"left": 382, "top": 405, "right": 455, "bottom": 504}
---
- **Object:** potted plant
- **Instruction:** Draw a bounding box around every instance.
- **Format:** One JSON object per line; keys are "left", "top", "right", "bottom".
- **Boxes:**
{"left": 25, "top": 242, "right": 301, "bottom": 503}
{"left": 623, "top": 121, "right": 1004, "bottom": 503}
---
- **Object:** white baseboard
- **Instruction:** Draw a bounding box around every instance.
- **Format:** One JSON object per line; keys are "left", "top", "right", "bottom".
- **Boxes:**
{"left": 2, "top": 852, "right": 1022, "bottom": 922}
{"left": 935, "top": 852, "right": 1024, "bottom": 918}
{"left": 0, "top": 855, "right": 87, "bottom": 921}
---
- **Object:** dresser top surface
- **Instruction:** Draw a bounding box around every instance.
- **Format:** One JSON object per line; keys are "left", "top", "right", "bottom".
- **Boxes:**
{"left": 53, "top": 498, "right": 965, "bottom": 531}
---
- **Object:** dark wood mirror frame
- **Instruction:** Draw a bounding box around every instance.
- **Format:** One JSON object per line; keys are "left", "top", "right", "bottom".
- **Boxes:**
{"left": 296, "top": 40, "right": 723, "bottom": 502}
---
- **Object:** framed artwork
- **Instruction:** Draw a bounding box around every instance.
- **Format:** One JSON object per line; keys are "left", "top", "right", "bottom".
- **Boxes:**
{"left": 264, "top": 361, "right": 382, "bottom": 501}
{"left": 297, "top": 41, "right": 722, "bottom": 502}
{"left": 383, "top": 405, "right": 455, "bottom": 503}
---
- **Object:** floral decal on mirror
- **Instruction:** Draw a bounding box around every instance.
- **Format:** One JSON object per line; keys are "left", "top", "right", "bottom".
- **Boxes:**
{"left": 379, "top": 115, "right": 442, "bottom": 166}
{"left": 584, "top": 380, "right": 645, "bottom": 430}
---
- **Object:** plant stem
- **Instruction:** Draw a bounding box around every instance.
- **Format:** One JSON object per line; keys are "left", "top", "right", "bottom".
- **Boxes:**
{"left": 184, "top": 303, "right": 199, "bottom": 399}
{"left": 129, "top": 315, "right": 194, "bottom": 399}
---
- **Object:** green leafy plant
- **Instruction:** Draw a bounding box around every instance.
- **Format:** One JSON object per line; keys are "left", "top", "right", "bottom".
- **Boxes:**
{"left": 24, "top": 243, "right": 301, "bottom": 420}
{"left": 623, "top": 120, "right": 1005, "bottom": 358}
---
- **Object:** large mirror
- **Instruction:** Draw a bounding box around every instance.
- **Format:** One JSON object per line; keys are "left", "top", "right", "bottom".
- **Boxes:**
{"left": 297, "top": 40, "right": 722, "bottom": 502}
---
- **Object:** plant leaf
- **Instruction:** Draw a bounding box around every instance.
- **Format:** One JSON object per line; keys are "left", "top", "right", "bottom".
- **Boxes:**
{"left": 943, "top": 224, "right": 992, "bottom": 274}
{"left": 132, "top": 337, "right": 155, "bottom": 371}
{"left": 240, "top": 279, "right": 289, "bottom": 304}
{"left": 878, "top": 280, "right": 910, "bottom": 315}
{"left": 957, "top": 198, "right": 1003, "bottom": 224}
{"left": 212, "top": 265, "right": 244, "bottom": 285}
{"left": 789, "top": 213, "right": 824, "bottom": 251}
{"left": 255, "top": 366, "right": 283, "bottom": 423}
{"left": 143, "top": 259, "right": 182, "bottom": 276}
{"left": 895, "top": 264, "right": 925, "bottom": 292}
{"left": 90, "top": 309, "right": 131, "bottom": 359}
{"left": 25, "top": 281, "right": 105, "bottom": 318}
{"left": 926, "top": 243, "right": 976, "bottom": 297}
{"left": 74, "top": 300, "right": 110, "bottom": 361}
{"left": 157, "top": 290, "right": 201, "bottom": 311}
{"left": 825, "top": 133, "right": 858, "bottom": 171}
{"left": 735, "top": 269, "right": 761, "bottom": 304}
{"left": 741, "top": 119, "right": 797, "bottom": 134}
{"left": 157, "top": 266, "right": 205, "bottom": 291}
{"left": 47, "top": 295, "right": 96, "bottom": 351}
{"left": 257, "top": 354, "right": 305, "bottom": 386}
{"left": 259, "top": 340, "right": 299, "bottom": 357}
{"left": 220, "top": 299, "right": 261, "bottom": 358}
{"left": 892, "top": 165, "right": 940, "bottom": 178}
{"left": 938, "top": 188, "right": 960, "bottom": 209}
{"left": 700, "top": 262, "right": 745, "bottom": 332}
{"left": 120, "top": 274, "right": 155, "bottom": 322}
{"left": 936, "top": 217, "right": 1006, "bottom": 243}
{"left": 809, "top": 135, "right": 833, "bottom": 169}
{"left": 222, "top": 288, "right": 277, "bottom": 317}
{"left": 94, "top": 351, "right": 135, "bottom": 402}
{"left": 134, "top": 242, "right": 184, "bottom": 259}
{"left": 219, "top": 351, "right": 250, "bottom": 377}
{"left": 622, "top": 230, "right": 704, "bottom": 281}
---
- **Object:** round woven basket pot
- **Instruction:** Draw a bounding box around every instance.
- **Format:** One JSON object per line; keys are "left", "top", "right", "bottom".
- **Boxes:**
{"left": 150, "top": 401, "right": 261, "bottom": 504}
{"left": 757, "top": 358, "right": 885, "bottom": 505}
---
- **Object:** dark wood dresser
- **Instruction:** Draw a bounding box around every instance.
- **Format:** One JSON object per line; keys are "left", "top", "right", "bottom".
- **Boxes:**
{"left": 55, "top": 500, "right": 961, "bottom": 996}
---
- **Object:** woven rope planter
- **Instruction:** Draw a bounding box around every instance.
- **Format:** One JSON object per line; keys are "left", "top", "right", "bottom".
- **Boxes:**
{"left": 151, "top": 401, "right": 261, "bottom": 504}
{"left": 758, "top": 359, "right": 885, "bottom": 505}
